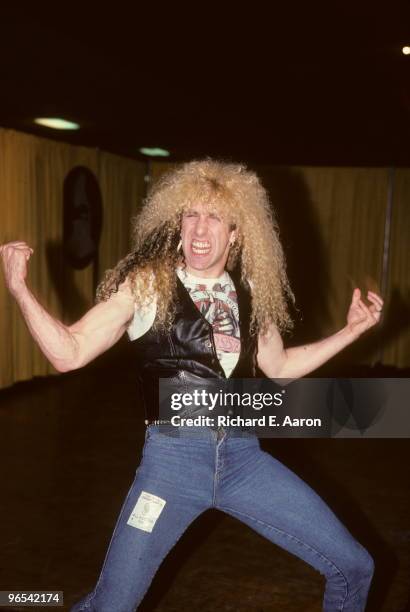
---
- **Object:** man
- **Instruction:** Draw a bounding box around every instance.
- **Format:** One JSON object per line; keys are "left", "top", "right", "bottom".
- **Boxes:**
{"left": 1, "top": 159, "right": 383, "bottom": 611}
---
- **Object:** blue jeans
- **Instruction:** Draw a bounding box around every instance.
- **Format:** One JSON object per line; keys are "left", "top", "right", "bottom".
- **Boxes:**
{"left": 71, "top": 425, "right": 374, "bottom": 611}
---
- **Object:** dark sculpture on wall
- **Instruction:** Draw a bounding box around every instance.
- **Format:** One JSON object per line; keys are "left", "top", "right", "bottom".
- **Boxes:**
{"left": 63, "top": 166, "right": 103, "bottom": 270}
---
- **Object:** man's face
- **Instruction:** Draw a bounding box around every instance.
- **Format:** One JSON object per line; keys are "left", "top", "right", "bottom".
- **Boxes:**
{"left": 180, "top": 202, "right": 235, "bottom": 278}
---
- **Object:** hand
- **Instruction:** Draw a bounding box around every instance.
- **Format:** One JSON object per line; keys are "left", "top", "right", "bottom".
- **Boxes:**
{"left": 346, "top": 288, "right": 383, "bottom": 338}
{"left": 0, "top": 241, "right": 34, "bottom": 295}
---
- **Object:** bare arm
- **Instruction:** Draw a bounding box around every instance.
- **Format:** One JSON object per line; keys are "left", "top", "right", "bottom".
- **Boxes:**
{"left": 257, "top": 288, "right": 384, "bottom": 379}
{"left": 257, "top": 324, "right": 358, "bottom": 379}
{"left": 0, "top": 241, "right": 135, "bottom": 372}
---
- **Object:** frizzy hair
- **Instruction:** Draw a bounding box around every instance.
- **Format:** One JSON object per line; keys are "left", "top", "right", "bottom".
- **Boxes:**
{"left": 96, "top": 158, "right": 295, "bottom": 335}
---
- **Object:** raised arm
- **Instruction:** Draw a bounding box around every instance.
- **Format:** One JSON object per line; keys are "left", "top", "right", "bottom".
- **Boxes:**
{"left": 257, "top": 288, "right": 383, "bottom": 379}
{"left": 0, "top": 241, "right": 135, "bottom": 373}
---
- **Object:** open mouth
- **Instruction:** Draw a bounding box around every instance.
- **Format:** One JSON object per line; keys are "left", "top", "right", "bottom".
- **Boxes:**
{"left": 191, "top": 240, "right": 211, "bottom": 255}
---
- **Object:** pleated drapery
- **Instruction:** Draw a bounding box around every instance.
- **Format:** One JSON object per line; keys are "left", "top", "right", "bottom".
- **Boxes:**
{"left": 0, "top": 130, "right": 408, "bottom": 390}
{"left": 0, "top": 129, "right": 146, "bottom": 388}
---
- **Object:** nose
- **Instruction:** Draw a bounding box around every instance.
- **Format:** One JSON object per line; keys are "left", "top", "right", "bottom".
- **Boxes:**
{"left": 193, "top": 215, "right": 208, "bottom": 237}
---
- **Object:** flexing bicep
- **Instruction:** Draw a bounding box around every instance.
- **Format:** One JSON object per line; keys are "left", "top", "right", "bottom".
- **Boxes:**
{"left": 256, "top": 323, "right": 287, "bottom": 378}
{"left": 67, "top": 279, "right": 135, "bottom": 369}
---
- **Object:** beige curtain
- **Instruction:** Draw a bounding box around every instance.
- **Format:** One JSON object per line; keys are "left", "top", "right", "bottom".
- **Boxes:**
{"left": 1, "top": 138, "right": 408, "bottom": 391}
{"left": 0, "top": 128, "right": 145, "bottom": 389}
{"left": 383, "top": 169, "right": 410, "bottom": 367}
{"left": 152, "top": 161, "right": 409, "bottom": 367}
{"left": 257, "top": 164, "right": 410, "bottom": 368}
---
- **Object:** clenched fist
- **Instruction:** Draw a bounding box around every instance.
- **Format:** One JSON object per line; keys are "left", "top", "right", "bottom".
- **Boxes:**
{"left": 0, "top": 241, "right": 34, "bottom": 296}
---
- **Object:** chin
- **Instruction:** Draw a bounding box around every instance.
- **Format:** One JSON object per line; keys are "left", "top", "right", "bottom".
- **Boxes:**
{"left": 188, "top": 262, "right": 209, "bottom": 271}
{"left": 186, "top": 255, "right": 212, "bottom": 268}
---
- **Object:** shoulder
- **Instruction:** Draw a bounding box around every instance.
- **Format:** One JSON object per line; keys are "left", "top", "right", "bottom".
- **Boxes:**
{"left": 123, "top": 271, "right": 158, "bottom": 340}
{"left": 118, "top": 269, "right": 156, "bottom": 300}
{"left": 105, "top": 276, "right": 136, "bottom": 313}
{"left": 228, "top": 267, "right": 253, "bottom": 290}
{"left": 258, "top": 323, "right": 283, "bottom": 348}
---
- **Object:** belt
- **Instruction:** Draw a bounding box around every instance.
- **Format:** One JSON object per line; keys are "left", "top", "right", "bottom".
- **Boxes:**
{"left": 144, "top": 418, "right": 226, "bottom": 437}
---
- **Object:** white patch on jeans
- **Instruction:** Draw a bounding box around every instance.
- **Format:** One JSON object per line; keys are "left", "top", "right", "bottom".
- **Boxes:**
{"left": 127, "top": 491, "right": 166, "bottom": 533}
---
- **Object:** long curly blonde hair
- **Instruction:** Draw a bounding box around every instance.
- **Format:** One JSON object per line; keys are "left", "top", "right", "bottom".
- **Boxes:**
{"left": 96, "top": 159, "right": 294, "bottom": 335}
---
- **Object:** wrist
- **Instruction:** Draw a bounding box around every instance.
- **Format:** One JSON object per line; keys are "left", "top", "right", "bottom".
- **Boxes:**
{"left": 340, "top": 324, "right": 360, "bottom": 344}
{"left": 9, "top": 280, "right": 28, "bottom": 299}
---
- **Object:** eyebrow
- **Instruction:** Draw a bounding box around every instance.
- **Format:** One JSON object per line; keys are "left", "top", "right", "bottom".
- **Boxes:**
{"left": 183, "top": 209, "right": 221, "bottom": 217}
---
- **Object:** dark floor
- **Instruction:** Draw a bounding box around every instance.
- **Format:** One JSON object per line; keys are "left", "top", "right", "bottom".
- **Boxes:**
{"left": 0, "top": 341, "right": 409, "bottom": 611}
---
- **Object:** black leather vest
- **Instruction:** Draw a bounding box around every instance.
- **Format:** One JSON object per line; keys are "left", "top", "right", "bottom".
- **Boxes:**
{"left": 130, "top": 269, "right": 258, "bottom": 421}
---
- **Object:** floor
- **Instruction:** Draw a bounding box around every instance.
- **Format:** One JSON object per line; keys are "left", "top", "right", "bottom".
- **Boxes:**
{"left": 0, "top": 341, "right": 409, "bottom": 611}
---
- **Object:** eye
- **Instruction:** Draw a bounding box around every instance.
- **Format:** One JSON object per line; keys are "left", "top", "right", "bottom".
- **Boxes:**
{"left": 183, "top": 211, "right": 198, "bottom": 218}
{"left": 208, "top": 213, "right": 221, "bottom": 221}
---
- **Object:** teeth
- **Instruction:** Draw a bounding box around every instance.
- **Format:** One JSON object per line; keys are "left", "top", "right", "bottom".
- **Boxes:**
{"left": 192, "top": 240, "right": 210, "bottom": 247}
{"left": 192, "top": 240, "right": 211, "bottom": 254}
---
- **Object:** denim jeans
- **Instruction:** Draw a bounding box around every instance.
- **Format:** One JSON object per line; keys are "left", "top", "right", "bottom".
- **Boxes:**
{"left": 71, "top": 425, "right": 374, "bottom": 611}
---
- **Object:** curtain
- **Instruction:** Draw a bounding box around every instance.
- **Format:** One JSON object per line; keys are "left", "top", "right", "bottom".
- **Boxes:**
{"left": 0, "top": 136, "right": 408, "bottom": 391}
{"left": 0, "top": 128, "right": 145, "bottom": 389}
{"left": 382, "top": 169, "right": 410, "bottom": 367}
{"left": 151, "top": 160, "right": 409, "bottom": 367}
